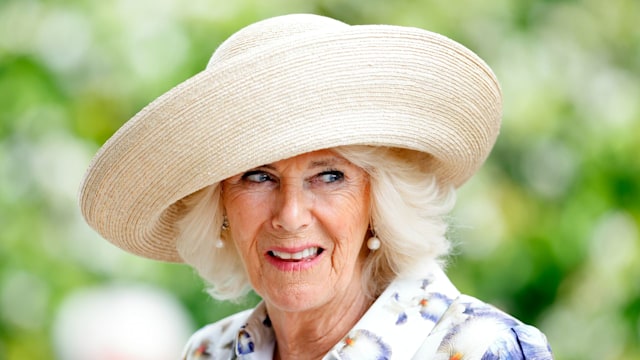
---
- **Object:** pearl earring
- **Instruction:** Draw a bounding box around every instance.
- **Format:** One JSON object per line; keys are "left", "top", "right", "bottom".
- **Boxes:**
{"left": 367, "top": 236, "right": 381, "bottom": 251}
{"left": 217, "top": 216, "right": 229, "bottom": 249}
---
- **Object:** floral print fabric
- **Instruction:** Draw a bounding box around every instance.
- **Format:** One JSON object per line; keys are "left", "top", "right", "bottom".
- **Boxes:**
{"left": 182, "top": 265, "right": 553, "bottom": 359}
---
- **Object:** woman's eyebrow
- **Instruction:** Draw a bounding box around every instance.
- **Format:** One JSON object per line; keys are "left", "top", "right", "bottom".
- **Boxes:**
{"left": 253, "top": 157, "right": 346, "bottom": 171}
{"left": 309, "top": 157, "right": 345, "bottom": 169}
{"left": 252, "top": 164, "right": 276, "bottom": 170}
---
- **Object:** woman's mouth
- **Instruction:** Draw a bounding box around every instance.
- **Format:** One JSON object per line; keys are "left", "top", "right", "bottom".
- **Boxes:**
{"left": 268, "top": 247, "right": 324, "bottom": 261}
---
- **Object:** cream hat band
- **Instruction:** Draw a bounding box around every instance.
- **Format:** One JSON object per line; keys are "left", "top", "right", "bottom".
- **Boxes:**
{"left": 79, "top": 14, "right": 502, "bottom": 262}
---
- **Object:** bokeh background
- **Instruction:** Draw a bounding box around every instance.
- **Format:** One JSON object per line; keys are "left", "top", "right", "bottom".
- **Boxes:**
{"left": 1, "top": 0, "right": 638, "bottom": 359}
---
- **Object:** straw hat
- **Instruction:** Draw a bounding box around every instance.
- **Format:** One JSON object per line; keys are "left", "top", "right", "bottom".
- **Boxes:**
{"left": 79, "top": 14, "right": 502, "bottom": 262}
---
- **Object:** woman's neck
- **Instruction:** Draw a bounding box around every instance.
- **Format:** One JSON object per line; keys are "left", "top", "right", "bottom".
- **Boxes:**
{"left": 267, "top": 289, "right": 373, "bottom": 360}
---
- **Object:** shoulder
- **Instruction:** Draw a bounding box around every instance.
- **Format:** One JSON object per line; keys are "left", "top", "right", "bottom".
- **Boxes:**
{"left": 420, "top": 294, "right": 553, "bottom": 359}
{"left": 484, "top": 323, "right": 553, "bottom": 360}
{"left": 462, "top": 295, "right": 553, "bottom": 359}
{"left": 181, "top": 309, "right": 253, "bottom": 360}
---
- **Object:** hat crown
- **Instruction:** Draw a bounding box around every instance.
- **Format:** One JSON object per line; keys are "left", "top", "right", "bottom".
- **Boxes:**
{"left": 207, "top": 14, "right": 348, "bottom": 68}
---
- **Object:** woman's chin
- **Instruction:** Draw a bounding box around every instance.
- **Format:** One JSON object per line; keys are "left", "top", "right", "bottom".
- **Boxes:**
{"left": 258, "top": 279, "right": 335, "bottom": 314}
{"left": 264, "top": 290, "right": 332, "bottom": 314}
{"left": 254, "top": 252, "right": 355, "bottom": 314}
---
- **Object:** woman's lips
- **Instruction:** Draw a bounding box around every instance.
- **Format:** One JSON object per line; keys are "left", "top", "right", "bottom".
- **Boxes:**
{"left": 265, "top": 246, "right": 325, "bottom": 270}
{"left": 269, "top": 247, "right": 321, "bottom": 261}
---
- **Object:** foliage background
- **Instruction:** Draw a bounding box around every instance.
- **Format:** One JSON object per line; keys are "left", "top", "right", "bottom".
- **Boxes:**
{"left": 1, "top": 0, "right": 638, "bottom": 359}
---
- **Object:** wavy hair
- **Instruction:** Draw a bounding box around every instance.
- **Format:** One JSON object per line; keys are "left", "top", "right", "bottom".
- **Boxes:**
{"left": 176, "top": 146, "right": 455, "bottom": 301}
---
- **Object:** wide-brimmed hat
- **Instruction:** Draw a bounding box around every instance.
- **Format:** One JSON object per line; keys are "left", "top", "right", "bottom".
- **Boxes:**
{"left": 79, "top": 14, "right": 502, "bottom": 262}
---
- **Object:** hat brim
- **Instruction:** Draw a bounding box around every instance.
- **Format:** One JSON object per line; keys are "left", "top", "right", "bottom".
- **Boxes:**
{"left": 79, "top": 18, "right": 501, "bottom": 262}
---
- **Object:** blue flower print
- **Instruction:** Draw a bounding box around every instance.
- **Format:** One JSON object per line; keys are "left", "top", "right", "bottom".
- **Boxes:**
{"left": 434, "top": 300, "right": 553, "bottom": 360}
{"left": 338, "top": 329, "right": 392, "bottom": 360}
{"left": 396, "top": 311, "right": 408, "bottom": 325}
{"left": 385, "top": 280, "right": 455, "bottom": 326}
{"left": 236, "top": 328, "right": 254, "bottom": 355}
{"left": 510, "top": 325, "right": 553, "bottom": 359}
{"left": 481, "top": 328, "right": 552, "bottom": 360}
{"left": 385, "top": 292, "right": 409, "bottom": 325}
{"left": 421, "top": 278, "right": 432, "bottom": 290}
{"left": 417, "top": 292, "right": 452, "bottom": 322}
{"left": 462, "top": 302, "right": 519, "bottom": 329}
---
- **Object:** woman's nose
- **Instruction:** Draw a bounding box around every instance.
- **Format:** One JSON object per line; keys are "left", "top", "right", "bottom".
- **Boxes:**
{"left": 271, "top": 183, "right": 312, "bottom": 232}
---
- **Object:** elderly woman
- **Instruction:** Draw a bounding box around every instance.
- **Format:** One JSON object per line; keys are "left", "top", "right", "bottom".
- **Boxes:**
{"left": 80, "top": 14, "right": 553, "bottom": 360}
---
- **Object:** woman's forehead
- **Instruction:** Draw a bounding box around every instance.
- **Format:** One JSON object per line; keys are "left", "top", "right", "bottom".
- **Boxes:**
{"left": 255, "top": 149, "right": 352, "bottom": 170}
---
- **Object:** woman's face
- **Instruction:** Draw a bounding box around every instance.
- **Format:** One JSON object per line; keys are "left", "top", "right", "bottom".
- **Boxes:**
{"left": 221, "top": 149, "right": 371, "bottom": 313}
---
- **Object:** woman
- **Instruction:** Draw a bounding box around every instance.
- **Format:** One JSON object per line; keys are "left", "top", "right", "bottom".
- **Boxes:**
{"left": 79, "top": 14, "right": 553, "bottom": 359}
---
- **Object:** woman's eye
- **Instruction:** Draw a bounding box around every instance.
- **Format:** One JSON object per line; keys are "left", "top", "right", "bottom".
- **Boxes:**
{"left": 317, "top": 171, "right": 344, "bottom": 183}
{"left": 242, "top": 171, "right": 272, "bottom": 183}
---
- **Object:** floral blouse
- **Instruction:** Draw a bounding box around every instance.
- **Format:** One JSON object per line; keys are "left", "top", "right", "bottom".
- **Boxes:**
{"left": 182, "top": 265, "right": 553, "bottom": 359}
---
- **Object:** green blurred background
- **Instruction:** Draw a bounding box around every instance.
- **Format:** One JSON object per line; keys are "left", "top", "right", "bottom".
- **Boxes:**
{"left": 1, "top": 0, "right": 638, "bottom": 359}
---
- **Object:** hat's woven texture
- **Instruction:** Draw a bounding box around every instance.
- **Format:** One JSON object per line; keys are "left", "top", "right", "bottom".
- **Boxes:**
{"left": 79, "top": 14, "right": 502, "bottom": 262}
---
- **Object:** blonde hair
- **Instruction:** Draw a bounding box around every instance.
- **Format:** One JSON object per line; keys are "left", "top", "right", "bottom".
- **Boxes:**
{"left": 176, "top": 146, "right": 455, "bottom": 301}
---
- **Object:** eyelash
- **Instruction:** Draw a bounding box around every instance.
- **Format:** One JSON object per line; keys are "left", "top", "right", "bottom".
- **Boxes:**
{"left": 315, "top": 170, "right": 344, "bottom": 184}
{"left": 240, "top": 169, "right": 344, "bottom": 184}
{"left": 241, "top": 171, "right": 274, "bottom": 183}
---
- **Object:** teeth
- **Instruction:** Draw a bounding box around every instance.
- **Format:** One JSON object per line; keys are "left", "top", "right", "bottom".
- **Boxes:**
{"left": 271, "top": 247, "right": 319, "bottom": 260}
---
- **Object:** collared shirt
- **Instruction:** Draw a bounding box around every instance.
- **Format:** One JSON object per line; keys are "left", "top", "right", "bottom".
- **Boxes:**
{"left": 182, "top": 266, "right": 553, "bottom": 359}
